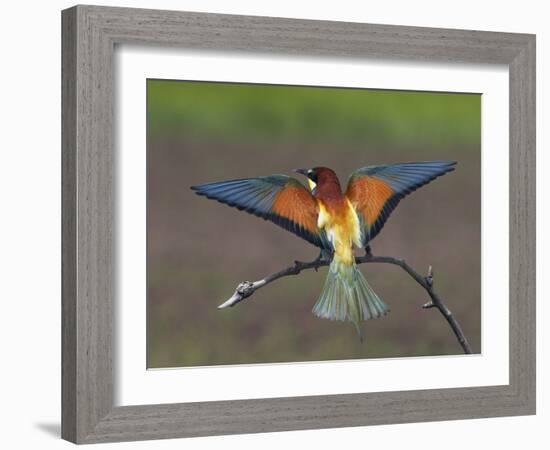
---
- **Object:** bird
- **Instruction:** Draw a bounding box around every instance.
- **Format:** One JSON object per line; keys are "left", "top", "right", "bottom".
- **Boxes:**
{"left": 191, "top": 161, "right": 456, "bottom": 337}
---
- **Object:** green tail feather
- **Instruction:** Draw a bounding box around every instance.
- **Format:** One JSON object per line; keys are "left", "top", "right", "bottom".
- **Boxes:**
{"left": 312, "top": 259, "right": 390, "bottom": 339}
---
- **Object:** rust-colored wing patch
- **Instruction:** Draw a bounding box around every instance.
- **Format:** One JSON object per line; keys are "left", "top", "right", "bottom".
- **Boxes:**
{"left": 346, "top": 176, "right": 394, "bottom": 225}
{"left": 272, "top": 182, "right": 319, "bottom": 234}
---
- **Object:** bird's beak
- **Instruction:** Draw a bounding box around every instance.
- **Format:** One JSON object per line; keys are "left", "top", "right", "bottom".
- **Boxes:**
{"left": 292, "top": 168, "right": 309, "bottom": 176}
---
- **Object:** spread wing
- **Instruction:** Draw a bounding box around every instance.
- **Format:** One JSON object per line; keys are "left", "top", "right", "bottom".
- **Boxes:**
{"left": 191, "top": 175, "right": 328, "bottom": 249}
{"left": 345, "top": 161, "right": 456, "bottom": 245}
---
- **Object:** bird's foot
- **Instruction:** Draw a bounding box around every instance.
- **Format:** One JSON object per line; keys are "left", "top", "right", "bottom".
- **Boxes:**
{"left": 295, "top": 250, "right": 332, "bottom": 272}
{"left": 311, "top": 251, "right": 325, "bottom": 271}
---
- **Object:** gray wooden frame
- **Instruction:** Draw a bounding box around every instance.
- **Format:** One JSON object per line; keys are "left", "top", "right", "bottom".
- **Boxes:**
{"left": 61, "top": 4, "right": 536, "bottom": 444}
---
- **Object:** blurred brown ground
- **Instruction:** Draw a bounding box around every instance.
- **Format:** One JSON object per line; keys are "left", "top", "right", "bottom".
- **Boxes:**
{"left": 147, "top": 136, "right": 480, "bottom": 368}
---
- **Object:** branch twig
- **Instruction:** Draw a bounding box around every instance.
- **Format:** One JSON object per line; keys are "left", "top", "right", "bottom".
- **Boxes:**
{"left": 218, "top": 254, "right": 473, "bottom": 354}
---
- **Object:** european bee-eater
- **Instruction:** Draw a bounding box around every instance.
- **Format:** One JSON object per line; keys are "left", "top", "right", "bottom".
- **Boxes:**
{"left": 191, "top": 161, "right": 456, "bottom": 336}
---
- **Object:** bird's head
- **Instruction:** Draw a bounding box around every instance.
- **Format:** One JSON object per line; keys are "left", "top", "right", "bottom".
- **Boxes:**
{"left": 293, "top": 167, "right": 318, "bottom": 191}
{"left": 293, "top": 167, "right": 338, "bottom": 193}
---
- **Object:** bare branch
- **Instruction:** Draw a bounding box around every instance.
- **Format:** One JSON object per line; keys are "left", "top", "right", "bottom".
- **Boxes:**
{"left": 218, "top": 253, "right": 473, "bottom": 354}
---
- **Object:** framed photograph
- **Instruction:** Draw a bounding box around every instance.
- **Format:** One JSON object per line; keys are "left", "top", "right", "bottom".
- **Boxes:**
{"left": 61, "top": 5, "right": 535, "bottom": 444}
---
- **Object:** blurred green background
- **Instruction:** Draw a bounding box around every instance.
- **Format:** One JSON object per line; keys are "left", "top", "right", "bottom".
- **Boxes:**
{"left": 147, "top": 79, "right": 481, "bottom": 368}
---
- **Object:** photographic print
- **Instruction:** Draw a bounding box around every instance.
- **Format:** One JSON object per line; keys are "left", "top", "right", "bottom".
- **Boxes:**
{"left": 147, "top": 79, "right": 481, "bottom": 368}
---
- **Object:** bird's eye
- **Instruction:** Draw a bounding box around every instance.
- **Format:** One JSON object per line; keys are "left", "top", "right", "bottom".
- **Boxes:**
{"left": 307, "top": 169, "right": 318, "bottom": 183}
